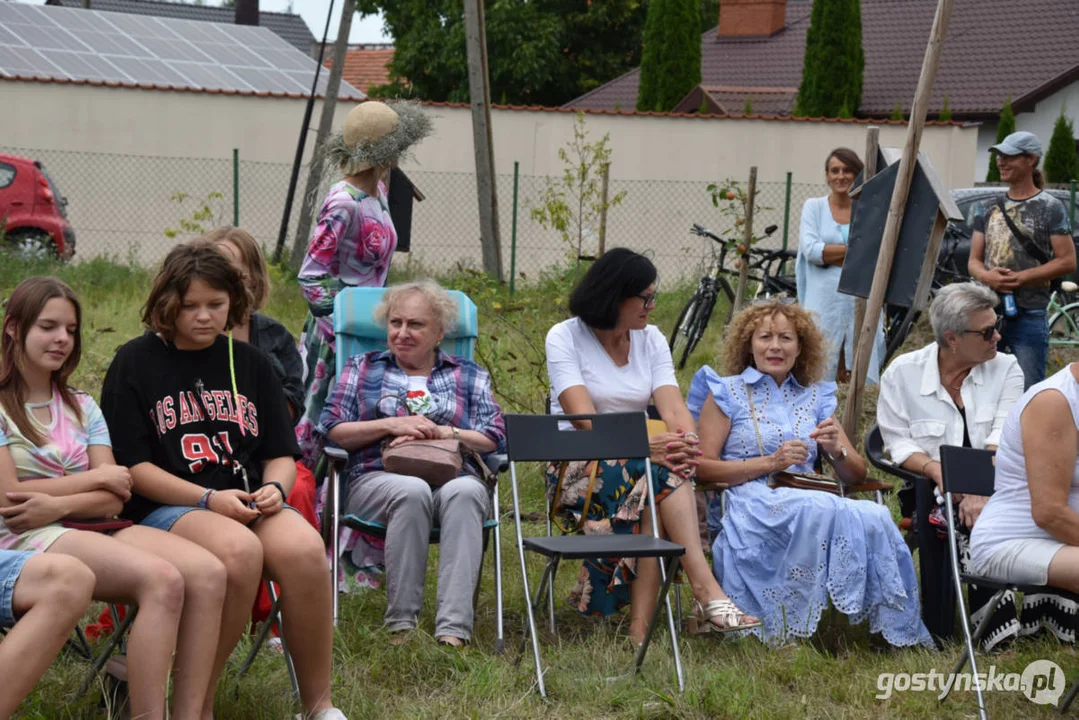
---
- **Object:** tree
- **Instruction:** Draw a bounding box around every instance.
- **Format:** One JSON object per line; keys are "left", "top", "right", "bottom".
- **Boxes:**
{"left": 1045, "top": 109, "right": 1079, "bottom": 183}
{"left": 986, "top": 97, "right": 1016, "bottom": 182}
{"left": 793, "top": 0, "right": 864, "bottom": 118}
{"left": 530, "top": 113, "right": 627, "bottom": 273}
{"left": 362, "top": 1, "right": 690, "bottom": 107}
{"left": 938, "top": 95, "right": 952, "bottom": 122}
{"left": 890, "top": 102, "right": 903, "bottom": 121}
{"left": 636, "top": 0, "right": 702, "bottom": 112}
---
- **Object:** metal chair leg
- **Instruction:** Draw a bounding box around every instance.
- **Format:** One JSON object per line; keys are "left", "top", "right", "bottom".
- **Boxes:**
{"left": 510, "top": 465, "right": 547, "bottom": 697}
{"left": 942, "top": 497, "right": 989, "bottom": 720}
{"left": 948, "top": 588, "right": 1008, "bottom": 680}
{"left": 68, "top": 626, "right": 93, "bottom": 660}
{"left": 75, "top": 607, "right": 137, "bottom": 700}
{"left": 237, "top": 588, "right": 280, "bottom": 679}
{"left": 493, "top": 484, "right": 504, "bottom": 653}
{"left": 634, "top": 557, "right": 684, "bottom": 693}
{"left": 330, "top": 466, "right": 341, "bottom": 627}
{"left": 267, "top": 583, "right": 301, "bottom": 702}
{"left": 1059, "top": 674, "right": 1078, "bottom": 713}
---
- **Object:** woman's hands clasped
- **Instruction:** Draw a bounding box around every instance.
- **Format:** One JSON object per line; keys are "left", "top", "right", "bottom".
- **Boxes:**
{"left": 649, "top": 431, "right": 702, "bottom": 479}
{"left": 384, "top": 414, "right": 440, "bottom": 441}
{"left": 769, "top": 441, "right": 809, "bottom": 472}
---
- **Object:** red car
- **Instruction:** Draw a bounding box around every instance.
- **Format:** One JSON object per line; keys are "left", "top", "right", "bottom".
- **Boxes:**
{"left": 0, "top": 153, "right": 75, "bottom": 258}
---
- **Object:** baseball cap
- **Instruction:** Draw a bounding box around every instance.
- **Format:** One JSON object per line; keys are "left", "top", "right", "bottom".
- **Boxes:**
{"left": 990, "top": 131, "right": 1043, "bottom": 156}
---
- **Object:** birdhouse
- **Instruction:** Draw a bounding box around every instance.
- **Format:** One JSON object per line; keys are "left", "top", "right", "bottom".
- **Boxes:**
{"left": 838, "top": 148, "right": 962, "bottom": 309}
{"left": 388, "top": 167, "right": 425, "bottom": 253}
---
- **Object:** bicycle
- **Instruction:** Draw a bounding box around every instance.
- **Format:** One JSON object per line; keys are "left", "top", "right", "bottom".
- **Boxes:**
{"left": 669, "top": 223, "right": 793, "bottom": 369}
{"left": 1048, "top": 281, "right": 1079, "bottom": 346}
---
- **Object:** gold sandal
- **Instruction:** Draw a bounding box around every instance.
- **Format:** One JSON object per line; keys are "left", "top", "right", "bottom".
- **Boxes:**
{"left": 689, "top": 598, "right": 760, "bottom": 634}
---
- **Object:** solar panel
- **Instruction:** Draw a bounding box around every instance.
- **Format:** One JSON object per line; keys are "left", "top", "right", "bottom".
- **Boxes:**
{"left": 0, "top": 2, "right": 364, "bottom": 98}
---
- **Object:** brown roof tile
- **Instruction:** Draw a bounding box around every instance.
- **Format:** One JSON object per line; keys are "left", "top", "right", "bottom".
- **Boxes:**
{"left": 324, "top": 46, "right": 395, "bottom": 93}
{"left": 566, "top": 0, "right": 1079, "bottom": 118}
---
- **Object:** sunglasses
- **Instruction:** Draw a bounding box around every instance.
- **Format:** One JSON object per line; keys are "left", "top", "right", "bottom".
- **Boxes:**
{"left": 962, "top": 317, "right": 1003, "bottom": 342}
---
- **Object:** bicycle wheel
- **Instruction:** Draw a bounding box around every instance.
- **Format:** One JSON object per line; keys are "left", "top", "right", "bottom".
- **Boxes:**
{"left": 670, "top": 292, "right": 714, "bottom": 369}
{"left": 1049, "top": 302, "right": 1079, "bottom": 346}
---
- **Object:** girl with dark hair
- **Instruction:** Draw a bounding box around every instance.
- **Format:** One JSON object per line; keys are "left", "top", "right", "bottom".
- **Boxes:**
{"left": 0, "top": 276, "right": 219, "bottom": 720}
{"left": 795, "top": 147, "right": 885, "bottom": 383}
{"left": 101, "top": 245, "right": 345, "bottom": 720}
{"left": 545, "top": 249, "right": 758, "bottom": 644}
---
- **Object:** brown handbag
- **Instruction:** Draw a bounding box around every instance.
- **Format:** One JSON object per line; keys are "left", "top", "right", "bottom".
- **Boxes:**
{"left": 376, "top": 393, "right": 467, "bottom": 487}
{"left": 382, "top": 437, "right": 464, "bottom": 487}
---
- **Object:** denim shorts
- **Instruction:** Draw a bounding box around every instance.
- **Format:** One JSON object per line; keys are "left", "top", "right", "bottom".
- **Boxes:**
{"left": 140, "top": 505, "right": 209, "bottom": 532}
{"left": 140, "top": 503, "right": 298, "bottom": 532}
{"left": 0, "top": 549, "right": 32, "bottom": 626}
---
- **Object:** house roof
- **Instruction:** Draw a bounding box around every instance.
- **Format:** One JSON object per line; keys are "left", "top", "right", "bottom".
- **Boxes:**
{"left": 566, "top": 0, "right": 1079, "bottom": 118}
{"left": 323, "top": 45, "right": 394, "bottom": 93}
{"left": 45, "top": 0, "right": 316, "bottom": 56}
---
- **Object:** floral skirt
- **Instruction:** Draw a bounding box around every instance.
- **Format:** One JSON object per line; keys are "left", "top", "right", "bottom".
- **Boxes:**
{"left": 545, "top": 458, "right": 682, "bottom": 617}
{"left": 295, "top": 312, "right": 335, "bottom": 470}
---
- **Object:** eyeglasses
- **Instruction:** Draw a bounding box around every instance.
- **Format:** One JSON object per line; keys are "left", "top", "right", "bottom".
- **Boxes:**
{"left": 636, "top": 292, "right": 658, "bottom": 308}
{"left": 963, "top": 317, "right": 1003, "bottom": 341}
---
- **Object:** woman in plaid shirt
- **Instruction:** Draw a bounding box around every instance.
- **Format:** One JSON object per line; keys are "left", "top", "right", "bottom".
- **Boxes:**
{"left": 319, "top": 281, "right": 505, "bottom": 648}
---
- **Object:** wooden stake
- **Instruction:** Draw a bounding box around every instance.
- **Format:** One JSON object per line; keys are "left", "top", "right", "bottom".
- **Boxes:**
{"left": 598, "top": 163, "right": 610, "bottom": 256}
{"left": 732, "top": 166, "right": 757, "bottom": 316}
{"left": 846, "top": 0, "right": 954, "bottom": 441}
{"left": 841, "top": 126, "right": 878, "bottom": 441}
{"left": 464, "top": 0, "right": 504, "bottom": 280}
{"left": 290, "top": 0, "right": 355, "bottom": 267}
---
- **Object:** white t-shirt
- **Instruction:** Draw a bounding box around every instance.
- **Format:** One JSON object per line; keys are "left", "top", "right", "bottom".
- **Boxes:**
{"left": 545, "top": 317, "right": 678, "bottom": 421}
{"left": 970, "top": 365, "right": 1079, "bottom": 570}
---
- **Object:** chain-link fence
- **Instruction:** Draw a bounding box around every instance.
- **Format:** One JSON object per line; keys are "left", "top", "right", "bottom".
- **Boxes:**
{"left": 1, "top": 145, "right": 825, "bottom": 281}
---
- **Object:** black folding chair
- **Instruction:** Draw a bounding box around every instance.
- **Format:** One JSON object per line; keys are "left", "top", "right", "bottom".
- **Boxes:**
{"left": 505, "top": 411, "right": 685, "bottom": 697}
{"left": 938, "top": 445, "right": 1079, "bottom": 717}
{"left": 866, "top": 423, "right": 956, "bottom": 642}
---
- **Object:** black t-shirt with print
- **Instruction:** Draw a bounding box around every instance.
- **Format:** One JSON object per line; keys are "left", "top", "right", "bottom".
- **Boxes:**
{"left": 101, "top": 332, "right": 300, "bottom": 523}
{"left": 972, "top": 191, "right": 1072, "bottom": 309}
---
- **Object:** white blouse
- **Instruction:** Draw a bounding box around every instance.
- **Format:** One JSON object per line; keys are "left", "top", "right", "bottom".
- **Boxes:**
{"left": 877, "top": 342, "right": 1025, "bottom": 465}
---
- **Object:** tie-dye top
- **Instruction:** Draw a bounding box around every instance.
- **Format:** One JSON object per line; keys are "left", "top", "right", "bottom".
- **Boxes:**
{"left": 0, "top": 388, "right": 111, "bottom": 552}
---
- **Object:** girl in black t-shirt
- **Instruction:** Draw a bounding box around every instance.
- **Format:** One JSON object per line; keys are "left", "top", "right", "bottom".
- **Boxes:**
{"left": 101, "top": 244, "right": 344, "bottom": 720}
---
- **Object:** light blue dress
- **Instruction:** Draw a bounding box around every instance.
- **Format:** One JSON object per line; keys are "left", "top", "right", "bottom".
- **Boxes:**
{"left": 795, "top": 195, "right": 885, "bottom": 383}
{"left": 687, "top": 366, "right": 932, "bottom": 647}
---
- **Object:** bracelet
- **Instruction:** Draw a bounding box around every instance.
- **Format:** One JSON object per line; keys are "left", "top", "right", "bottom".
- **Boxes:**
{"left": 684, "top": 432, "right": 700, "bottom": 443}
{"left": 452, "top": 427, "right": 460, "bottom": 441}
{"left": 197, "top": 488, "right": 215, "bottom": 509}
{"left": 919, "top": 458, "right": 936, "bottom": 475}
{"left": 261, "top": 481, "right": 286, "bottom": 502}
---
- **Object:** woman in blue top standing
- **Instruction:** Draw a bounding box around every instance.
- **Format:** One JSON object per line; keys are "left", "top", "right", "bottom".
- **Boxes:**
{"left": 795, "top": 148, "right": 884, "bottom": 383}
{"left": 688, "top": 300, "right": 931, "bottom": 647}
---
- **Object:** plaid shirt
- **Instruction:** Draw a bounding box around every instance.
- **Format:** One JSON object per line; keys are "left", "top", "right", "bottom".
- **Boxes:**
{"left": 319, "top": 349, "right": 506, "bottom": 481}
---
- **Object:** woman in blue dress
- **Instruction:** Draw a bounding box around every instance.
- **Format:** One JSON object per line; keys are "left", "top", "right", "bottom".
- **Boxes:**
{"left": 688, "top": 299, "right": 931, "bottom": 647}
{"left": 795, "top": 147, "right": 885, "bottom": 383}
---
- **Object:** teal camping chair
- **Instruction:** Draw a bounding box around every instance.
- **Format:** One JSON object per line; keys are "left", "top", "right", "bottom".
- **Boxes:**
{"left": 322, "top": 287, "right": 505, "bottom": 650}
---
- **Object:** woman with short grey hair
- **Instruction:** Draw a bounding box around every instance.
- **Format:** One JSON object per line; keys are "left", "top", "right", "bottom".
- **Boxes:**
{"left": 319, "top": 280, "right": 505, "bottom": 647}
{"left": 877, "top": 281, "right": 1025, "bottom": 646}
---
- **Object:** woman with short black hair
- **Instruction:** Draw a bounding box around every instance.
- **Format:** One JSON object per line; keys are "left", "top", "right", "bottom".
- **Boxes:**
{"left": 545, "top": 249, "right": 758, "bottom": 645}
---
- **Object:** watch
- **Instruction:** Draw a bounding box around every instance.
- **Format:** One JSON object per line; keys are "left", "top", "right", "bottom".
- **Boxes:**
{"left": 452, "top": 427, "right": 460, "bottom": 440}
{"left": 827, "top": 446, "right": 848, "bottom": 462}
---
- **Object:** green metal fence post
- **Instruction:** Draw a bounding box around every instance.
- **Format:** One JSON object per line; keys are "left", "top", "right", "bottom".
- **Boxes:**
{"left": 782, "top": 171, "right": 792, "bottom": 251}
{"left": 510, "top": 161, "right": 519, "bottom": 297}
{"left": 232, "top": 148, "right": 239, "bottom": 226}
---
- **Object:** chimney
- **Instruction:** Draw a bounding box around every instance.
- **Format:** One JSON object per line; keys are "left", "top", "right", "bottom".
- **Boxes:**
{"left": 234, "top": 0, "right": 259, "bottom": 27}
{"left": 719, "top": 0, "right": 787, "bottom": 39}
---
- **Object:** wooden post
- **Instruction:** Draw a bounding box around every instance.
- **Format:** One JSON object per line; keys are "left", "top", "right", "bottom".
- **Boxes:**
{"left": 598, "top": 163, "right": 610, "bottom": 256}
{"left": 846, "top": 0, "right": 954, "bottom": 441}
{"left": 842, "top": 126, "right": 879, "bottom": 441}
{"left": 290, "top": 0, "right": 355, "bottom": 267}
{"left": 732, "top": 166, "right": 758, "bottom": 315}
{"left": 464, "top": 0, "right": 504, "bottom": 281}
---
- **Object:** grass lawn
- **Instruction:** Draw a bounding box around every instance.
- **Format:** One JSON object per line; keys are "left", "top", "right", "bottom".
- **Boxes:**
{"left": 2, "top": 254, "right": 1076, "bottom": 719}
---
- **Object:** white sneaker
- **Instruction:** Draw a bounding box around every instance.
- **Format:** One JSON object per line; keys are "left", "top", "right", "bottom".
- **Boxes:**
{"left": 306, "top": 709, "right": 347, "bottom": 720}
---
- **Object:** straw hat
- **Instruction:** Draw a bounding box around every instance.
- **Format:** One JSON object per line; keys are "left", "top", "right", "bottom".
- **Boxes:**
{"left": 326, "top": 101, "right": 432, "bottom": 175}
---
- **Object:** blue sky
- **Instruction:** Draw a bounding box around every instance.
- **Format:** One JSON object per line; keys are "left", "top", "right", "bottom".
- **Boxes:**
{"left": 21, "top": 0, "right": 392, "bottom": 44}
